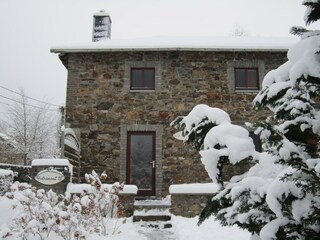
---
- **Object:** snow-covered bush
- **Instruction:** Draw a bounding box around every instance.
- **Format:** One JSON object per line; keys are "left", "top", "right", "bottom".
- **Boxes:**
{"left": 53, "top": 171, "right": 124, "bottom": 238}
{"left": 5, "top": 183, "right": 58, "bottom": 239}
{"left": 4, "top": 171, "right": 124, "bottom": 239}
{"left": 171, "top": 2, "right": 320, "bottom": 239}
{"left": 0, "top": 169, "right": 13, "bottom": 196}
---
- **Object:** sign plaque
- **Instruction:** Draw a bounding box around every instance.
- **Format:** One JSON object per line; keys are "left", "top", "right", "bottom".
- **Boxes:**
{"left": 35, "top": 169, "right": 65, "bottom": 185}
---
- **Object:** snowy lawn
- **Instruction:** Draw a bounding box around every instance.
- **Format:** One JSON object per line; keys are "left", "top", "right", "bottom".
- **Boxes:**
{"left": 0, "top": 196, "right": 251, "bottom": 240}
{"left": 172, "top": 215, "right": 250, "bottom": 240}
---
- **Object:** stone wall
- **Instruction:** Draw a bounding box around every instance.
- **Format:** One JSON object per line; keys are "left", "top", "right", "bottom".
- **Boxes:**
{"left": 31, "top": 165, "right": 71, "bottom": 194}
{"left": 171, "top": 194, "right": 213, "bottom": 218}
{"left": 64, "top": 50, "right": 287, "bottom": 196}
{"left": 118, "top": 194, "right": 136, "bottom": 217}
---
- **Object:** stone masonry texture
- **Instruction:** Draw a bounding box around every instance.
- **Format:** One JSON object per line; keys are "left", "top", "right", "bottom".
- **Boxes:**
{"left": 64, "top": 50, "right": 287, "bottom": 197}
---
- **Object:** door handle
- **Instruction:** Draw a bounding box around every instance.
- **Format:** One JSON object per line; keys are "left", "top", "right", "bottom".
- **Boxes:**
{"left": 150, "top": 160, "right": 155, "bottom": 168}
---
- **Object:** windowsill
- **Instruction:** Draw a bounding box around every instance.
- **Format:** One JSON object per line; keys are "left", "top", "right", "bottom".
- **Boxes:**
{"left": 234, "top": 89, "right": 260, "bottom": 94}
{"left": 129, "top": 89, "right": 156, "bottom": 93}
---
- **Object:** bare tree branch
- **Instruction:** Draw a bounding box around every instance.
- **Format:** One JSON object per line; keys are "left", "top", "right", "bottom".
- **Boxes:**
{"left": 0, "top": 88, "right": 61, "bottom": 165}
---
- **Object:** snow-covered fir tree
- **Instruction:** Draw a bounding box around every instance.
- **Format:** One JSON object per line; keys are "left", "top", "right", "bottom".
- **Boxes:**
{"left": 171, "top": 1, "right": 320, "bottom": 239}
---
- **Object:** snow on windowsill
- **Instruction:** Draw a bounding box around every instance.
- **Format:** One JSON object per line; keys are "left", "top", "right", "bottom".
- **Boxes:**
{"left": 169, "top": 183, "right": 220, "bottom": 195}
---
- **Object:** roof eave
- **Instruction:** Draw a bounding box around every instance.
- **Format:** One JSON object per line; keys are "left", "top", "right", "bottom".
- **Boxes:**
{"left": 50, "top": 47, "right": 289, "bottom": 54}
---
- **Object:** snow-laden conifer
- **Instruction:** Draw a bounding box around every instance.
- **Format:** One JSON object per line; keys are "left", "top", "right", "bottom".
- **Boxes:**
{"left": 172, "top": 1, "right": 320, "bottom": 239}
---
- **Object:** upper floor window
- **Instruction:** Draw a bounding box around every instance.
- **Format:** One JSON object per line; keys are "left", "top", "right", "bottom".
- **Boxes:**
{"left": 234, "top": 68, "right": 259, "bottom": 90}
{"left": 227, "top": 60, "right": 265, "bottom": 93}
{"left": 130, "top": 68, "right": 155, "bottom": 90}
{"left": 124, "top": 61, "right": 161, "bottom": 92}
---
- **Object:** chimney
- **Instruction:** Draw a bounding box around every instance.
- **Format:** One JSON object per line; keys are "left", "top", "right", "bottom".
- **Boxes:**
{"left": 92, "top": 10, "right": 112, "bottom": 42}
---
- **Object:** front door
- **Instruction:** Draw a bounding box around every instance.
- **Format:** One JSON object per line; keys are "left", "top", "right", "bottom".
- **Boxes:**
{"left": 127, "top": 132, "right": 155, "bottom": 196}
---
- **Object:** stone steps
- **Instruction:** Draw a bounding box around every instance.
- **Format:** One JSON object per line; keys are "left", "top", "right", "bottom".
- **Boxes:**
{"left": 133, "top": 197, "right": 172, "bottom": 229}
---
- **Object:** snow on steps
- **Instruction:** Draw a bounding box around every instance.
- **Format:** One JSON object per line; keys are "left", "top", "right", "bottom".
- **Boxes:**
{"left": 133, "top": 196, "right": 172, "bottom": 229}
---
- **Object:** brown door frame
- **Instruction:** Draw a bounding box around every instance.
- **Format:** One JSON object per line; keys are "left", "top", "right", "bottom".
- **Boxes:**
{"left": 127, "top": 131, "right": 156, "bottom": 196}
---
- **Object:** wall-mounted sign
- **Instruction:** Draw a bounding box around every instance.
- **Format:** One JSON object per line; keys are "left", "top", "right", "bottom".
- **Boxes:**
{"left": 34, "top": 169, "right": 65, "bottom": 185}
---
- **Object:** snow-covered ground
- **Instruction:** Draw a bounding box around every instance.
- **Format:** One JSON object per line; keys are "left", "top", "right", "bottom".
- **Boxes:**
{"left": 0, "top": 196, "right": 250, "bottom": 240}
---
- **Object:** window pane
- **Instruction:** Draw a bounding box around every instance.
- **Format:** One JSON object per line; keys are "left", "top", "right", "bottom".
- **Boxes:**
{"left": 235, "top": 68, "right": 259, "bottom": 90}
{"left": 144, "top": 69, "right": 155, "bottom": 89}
{"left": 131, "top": 69, "right": 142, "bottom": 88}
{"left": 130, "top": 134, "right": 153, "bottom": 190}
{"left": 235, "top": 69, "right": 246, "bottom": 89}
{"left": 247, "top": 69, "right": 259, "bottom": 89}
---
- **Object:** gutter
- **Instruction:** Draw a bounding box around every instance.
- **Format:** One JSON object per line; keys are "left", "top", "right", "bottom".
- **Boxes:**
{"left": 50, "top": 47, "right": 289, "bottom": 54}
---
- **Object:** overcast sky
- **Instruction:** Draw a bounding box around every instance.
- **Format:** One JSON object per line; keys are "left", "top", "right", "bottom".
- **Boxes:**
{"left": 0, "top": 0, "right": 319, "bottom": 116}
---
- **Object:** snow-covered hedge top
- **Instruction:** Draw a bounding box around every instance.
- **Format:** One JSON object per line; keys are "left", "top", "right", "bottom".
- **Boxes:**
{"left": 0, "top": 163, "right": 31, "bottom": 168}
{"left": 66, "top": 183, "right": 138, "bottom": 195}
{"left": 169, "top": 183, "right": 219, "bottom": 194}
{"left": 51, "top": 36, "right": 298, "bottom": 53}
{"left": 31, "top": 159, "right": 70, "bottom": 166}
{"left": 0, "top": 169, "right": 13, "bottom": 177}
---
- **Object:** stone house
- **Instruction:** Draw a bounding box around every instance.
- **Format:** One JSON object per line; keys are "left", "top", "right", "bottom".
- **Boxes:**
{"left": 51, "top": 11, "right": 295, "bottom": 198}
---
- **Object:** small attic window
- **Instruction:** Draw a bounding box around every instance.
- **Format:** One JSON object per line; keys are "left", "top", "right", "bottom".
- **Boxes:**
{"left": 130, "top": 68, "right": 155, "bottom": 90}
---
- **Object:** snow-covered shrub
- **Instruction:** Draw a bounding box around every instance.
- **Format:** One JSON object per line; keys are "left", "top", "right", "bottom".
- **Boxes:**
{"left": 84, "top": 170, "right": 123, "bottom": 219}
{"left": 171, "top": 2, "right": 320, "bottom": 239}
{"left": 4, "top": 171, "right": 124, "bottom": 239}
{"left": 53, "top": 171, "right": 124, "bottom": 238}
{"left": 5, "top": 183, "right": 58, "bottom": 239}
{"left": 0, "top": 169, "right": 13, "bottom": 196}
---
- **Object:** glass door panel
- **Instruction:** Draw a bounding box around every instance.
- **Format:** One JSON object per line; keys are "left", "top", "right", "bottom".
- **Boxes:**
{"left": 127, "top": 132, "right": 155, "bottom": 196}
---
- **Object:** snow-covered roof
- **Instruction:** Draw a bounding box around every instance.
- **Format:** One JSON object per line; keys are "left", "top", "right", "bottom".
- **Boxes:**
{"left": 51, "top": 36, "right": 299, "bottom": 53}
